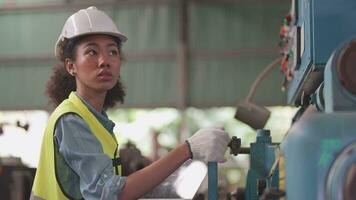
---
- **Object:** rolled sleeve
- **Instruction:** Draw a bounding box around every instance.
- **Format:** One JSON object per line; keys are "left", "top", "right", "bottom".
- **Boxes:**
{"left": 54, "top": 113, "right": 126, "bottom": 200}
{"left": 99, "top": 166, "right": 127, "bottom": 199}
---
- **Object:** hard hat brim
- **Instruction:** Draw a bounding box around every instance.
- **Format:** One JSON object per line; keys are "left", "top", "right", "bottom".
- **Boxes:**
{"left": 55, "top": 31, "right": 127, "bottom": 61}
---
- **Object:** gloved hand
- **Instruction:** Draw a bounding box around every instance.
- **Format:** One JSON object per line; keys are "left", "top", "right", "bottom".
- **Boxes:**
{"left": 186, "top": 128, "right": 230, "bottom": 163}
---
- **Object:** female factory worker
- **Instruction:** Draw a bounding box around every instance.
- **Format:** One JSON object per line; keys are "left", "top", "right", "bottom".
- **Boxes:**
{"left": 31, "top": 6, "right": 230, "bottom": 200}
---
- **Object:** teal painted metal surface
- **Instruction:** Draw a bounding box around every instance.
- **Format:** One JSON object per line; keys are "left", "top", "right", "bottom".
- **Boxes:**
{"left": 243, "top": 129, "right": 279, "bottom": 200}
{"left": 323, "top": 38, "right": 356, "bottom": 113}
{"left": 112, "top": 5, "right": 177, "bottom": 52}
{"left": 281, "top": 113, "right": 356, "bottom": 200}
{"left": 325, "top": 143, "right": 356, "bottom": 200}
{"left": 287, "top": 0, "right": 356, "bottom": 104}
{"left": 122, "top": 60, "right": 178, "bottom": 108}
{"left": 281, "top": 32, "right": 356, "bottom": 199}
{"left": 189, "top": 2, "right": 287, "bottom": 50}
{"left": 0, "top": 11, "right": 67, "bottom": 56}
{"left": 0, "top": 63, "right": 53, "bottom": 110}
{"left": 207, "top": 162, "right": 217, "bottom": 200}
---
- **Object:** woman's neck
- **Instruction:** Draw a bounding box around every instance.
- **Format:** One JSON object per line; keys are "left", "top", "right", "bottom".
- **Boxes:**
{"left": 76, "top": 90, "right": 106, "bottom": 112}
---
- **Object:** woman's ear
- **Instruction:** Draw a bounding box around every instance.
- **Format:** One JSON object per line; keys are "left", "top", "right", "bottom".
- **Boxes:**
{"left": 65, "top": 58, "right": 76, "bottom": 76}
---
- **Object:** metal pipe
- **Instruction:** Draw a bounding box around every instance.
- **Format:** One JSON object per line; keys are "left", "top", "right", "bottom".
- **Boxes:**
{"left": 176, "top": 0, "right": 189, "bottom": 143}
{"left": 239, "top": 147, "right": 250, "bottom": 154}
{"left": 176, "top": 0, "right": 189, "bottom": 110}
{"left": 208, "top": 162, "right": 218, "bottom": 200}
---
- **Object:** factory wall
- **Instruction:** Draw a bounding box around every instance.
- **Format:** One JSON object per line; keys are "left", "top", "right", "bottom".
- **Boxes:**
{"left": 0, "top": 0, "right": 289, "bottom": 110}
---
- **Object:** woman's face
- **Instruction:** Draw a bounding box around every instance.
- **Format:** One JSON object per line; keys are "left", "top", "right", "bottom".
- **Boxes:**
{"left": 67, "top": 34, "right": 121, "bottom": 96}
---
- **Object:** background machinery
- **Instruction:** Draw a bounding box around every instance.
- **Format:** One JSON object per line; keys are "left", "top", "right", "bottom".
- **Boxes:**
{"left": 229, "top": 0, "right": 356, "bottom": 199}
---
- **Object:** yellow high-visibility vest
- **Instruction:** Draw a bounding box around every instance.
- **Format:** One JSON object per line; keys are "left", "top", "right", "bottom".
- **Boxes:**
{"left": 31, "top": 92, "right": 121, "bottom": 200}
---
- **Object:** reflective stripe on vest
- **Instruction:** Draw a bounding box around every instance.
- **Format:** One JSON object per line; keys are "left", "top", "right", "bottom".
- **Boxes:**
{"left": 31, "top": 92, "right": 121, "bottom": 200}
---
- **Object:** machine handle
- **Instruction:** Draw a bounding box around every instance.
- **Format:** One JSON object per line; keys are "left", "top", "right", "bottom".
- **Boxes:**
{"left": 208, "top": 161, "right": 218, "bottom": 200}
{"left": 228, "top": 136, "right": 250, "bottom": 156}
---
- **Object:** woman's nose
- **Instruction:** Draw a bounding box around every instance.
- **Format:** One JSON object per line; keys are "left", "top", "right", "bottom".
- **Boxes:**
{"left": 98, "top": 54, "right": 110, "bottom": 68}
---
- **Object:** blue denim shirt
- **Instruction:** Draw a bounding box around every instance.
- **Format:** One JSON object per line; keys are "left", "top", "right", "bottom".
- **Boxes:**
{"left": 54, "top": 93, "right": 126, "bottom": 199}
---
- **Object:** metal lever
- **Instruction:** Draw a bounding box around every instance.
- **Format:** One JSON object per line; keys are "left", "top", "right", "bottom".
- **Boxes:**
{"left": 228, "top": 136, "right": 250, "bottom": 156}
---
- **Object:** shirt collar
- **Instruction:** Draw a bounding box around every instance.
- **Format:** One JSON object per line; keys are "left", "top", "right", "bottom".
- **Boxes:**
{"left": 74, "top": 92, "right": 116, "bottom": 133}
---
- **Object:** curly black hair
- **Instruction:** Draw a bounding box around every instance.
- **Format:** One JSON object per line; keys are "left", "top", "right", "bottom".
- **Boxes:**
{"left": 45, "top": 35, "right": 126, "bottom": 110}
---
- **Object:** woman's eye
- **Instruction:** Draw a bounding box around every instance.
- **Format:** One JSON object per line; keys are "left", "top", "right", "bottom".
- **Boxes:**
{"left": 87, "top": 49, "right": 97, "bottom": 56}
{"left": 109, "top": 50, "right": 118, "bottom": 56}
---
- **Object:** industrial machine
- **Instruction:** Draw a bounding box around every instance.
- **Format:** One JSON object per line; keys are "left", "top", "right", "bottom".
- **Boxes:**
{"left": 279, "top": 0, "right": 356, "bottom": 199}
{"left": 280, "top": 36, "right": 356, "bottom": 200}
{"left": 225, "top": 0, "right": 356, "bottom": 199}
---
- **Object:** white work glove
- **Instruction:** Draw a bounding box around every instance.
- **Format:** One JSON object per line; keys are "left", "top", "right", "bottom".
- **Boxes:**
{"left": 186, "top": 128, "right": 230, "bottom": 163}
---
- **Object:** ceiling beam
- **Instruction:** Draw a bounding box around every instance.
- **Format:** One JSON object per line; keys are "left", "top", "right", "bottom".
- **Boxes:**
{"left": 0, "top": 0, "right": 285, "bottom": 12}
{"left": 0, "top": 0, "right": 177, "bottom": 12}
{"left": 0, "top": 48, "right": 277, "bottom": 64}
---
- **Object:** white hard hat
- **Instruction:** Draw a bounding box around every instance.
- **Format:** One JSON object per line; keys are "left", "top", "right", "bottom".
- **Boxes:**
{"left": 55, "top": 6, "right": 127, "bottom": 61}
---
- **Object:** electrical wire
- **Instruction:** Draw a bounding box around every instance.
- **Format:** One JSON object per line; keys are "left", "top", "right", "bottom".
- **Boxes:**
{"left": 245, "top": 57, "right": 282, "bottom": 102}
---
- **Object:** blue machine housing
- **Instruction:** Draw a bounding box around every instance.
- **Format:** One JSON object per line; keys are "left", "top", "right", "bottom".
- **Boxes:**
{"left": 323, "top": 39, "right": 356, "bottom": 113}
{"left": 280, "top": 34, "right": 356, "bottom": 199}
{"left": 280, "top": 0, "right": 356, "bottom": 197}
{"left": 287, "top": 0, "right": 356, "bottom": 105}
{"left": 245, "top": 130, "right": 279, "bottom": 200}
{"left": 281, "top": 113, "right": 356, "bottom": 200}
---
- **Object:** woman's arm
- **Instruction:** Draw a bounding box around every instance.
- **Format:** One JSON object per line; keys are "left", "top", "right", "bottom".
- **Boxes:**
{"left": 119, "top": 128, "right": 230, "bottom": 200}
{"left": 119, "top": 143, "right": 190, "bottom": 200}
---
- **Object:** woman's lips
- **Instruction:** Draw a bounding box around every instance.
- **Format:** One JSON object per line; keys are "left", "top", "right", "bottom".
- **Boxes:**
{"left": 98, "top": 71, "right": 113, "bottom": 81}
